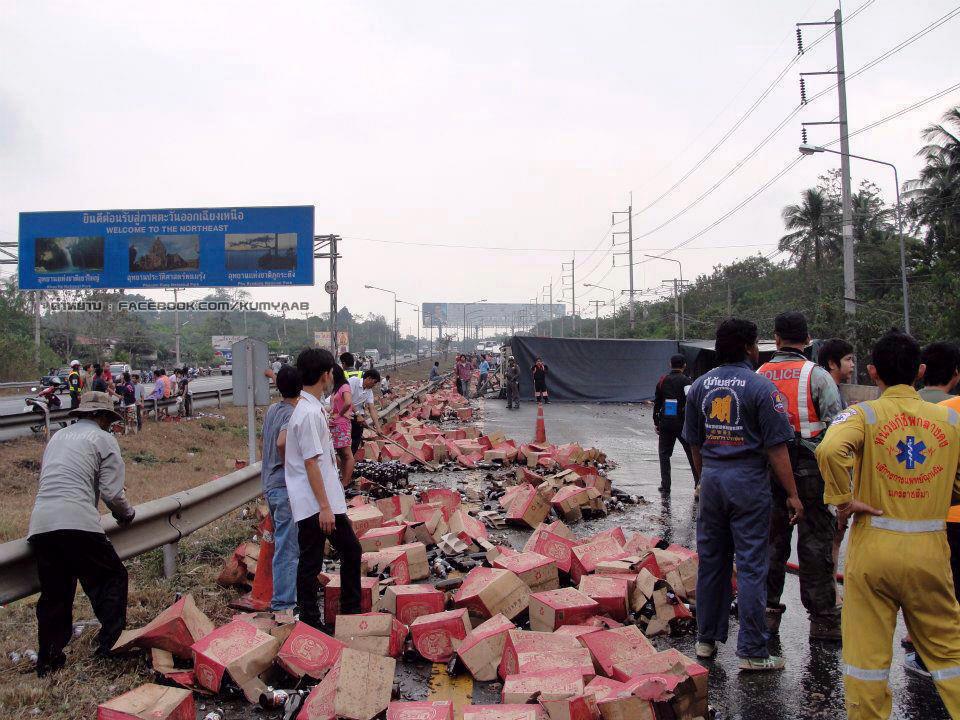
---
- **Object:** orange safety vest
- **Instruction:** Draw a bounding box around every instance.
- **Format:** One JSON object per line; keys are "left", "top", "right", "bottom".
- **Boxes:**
{"left": 757, "top": 358, "right": 825, "bottom": 439}
{"left": 948, "top": 505, "right": 960, "bottom": 524}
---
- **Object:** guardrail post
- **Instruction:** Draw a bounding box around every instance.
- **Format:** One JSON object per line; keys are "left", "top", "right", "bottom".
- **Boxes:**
{"left": 42, "top": 405, "right": 50, "bottom": 441}
{"left": 217, "top": 389, "right": 222, "bottom": 408}
{"left": 153, "top": 398, "right": 160, "bottom": 422}
{"left": 162, "top": 542, "right": 178, "bottom": 579}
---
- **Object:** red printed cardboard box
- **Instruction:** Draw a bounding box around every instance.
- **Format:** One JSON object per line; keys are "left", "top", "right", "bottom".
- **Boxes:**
{"left": 539, "top": 693, "right": 600, "bottom": 720}
{"left": 191, "top": 619, "right": 280, "bottom": 701}
{"left": 335, "top": 612, "right": 408, "bottom": 657}
{"left": 376, "top": 494, "right": 416, "bottom": 521}
{"left": 569, "top": 536, "right": 625, "bottom": 584}
{"left": 347, "top": 504, "right": 385, "bottom": 538}
{"left": 457, "top": 613, "right": 516, "bottom": 681}
{"left": 578, "top": 576, "right": 630, "bottom": 622}
{"left": 112, "top": 593, "right": 215, "bottom": 659}
{"left": 550, "top": 485, "right": 592, "bottom": 522}
{"left": 359, "top": 525, "right": 407, "bottom": 553}
{"left": 423, "top": 488, "right": 462, "bottom": 519}
{"left": 410, "top": 608, "right": 472, "bottom": 662}
{"left": 320, "top": 573, "right": 380, "bottom": 623}
{"left": 533, "top": 530, "right": 581, "bottom": 575}
{"left": 297, "top": 648, "right": 396, "bottom": 720}
{"left": 453, "top": 567, "right": 530, "bottom": 620}
{"left": 504, "top": 483, "right": 553, "bottom": 529}
{"left": 580, "top": 626, "right": 656, "bottom": 677}
{"left": 383, "top": 584, "right": 446, "bottom": 625}
{"left": 387, "top": 701, "right": 454, "bottom": 720}
{"left": 529, "top": 588, "right": 601, "bottom": 632}
{"left": 498, "top": 630, "right": 581, "bottom": 678}
{"left": 463, "top": 705, "right": 545, "bottom": 720}
{"left": 493, "top": 551, "right": 559, "bottom": 592}
{"left": 277, "top": 621, "right": 346, "bottom": 679}
{"left": 502, "top": 668, "right": 585, "bottom": 703}
{"left": 363, "top": 542, "right": 430, "bottom": 582}
{"left": 448, "top": 509, "right": 489, "bottom": 542}
{"left": 97, "top": 683, "right": 194, "bottom": 720}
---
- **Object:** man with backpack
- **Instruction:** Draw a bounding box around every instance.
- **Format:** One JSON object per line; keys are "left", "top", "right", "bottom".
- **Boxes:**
{"left": 654, "top": 354, "right": 699, "bottom": 494}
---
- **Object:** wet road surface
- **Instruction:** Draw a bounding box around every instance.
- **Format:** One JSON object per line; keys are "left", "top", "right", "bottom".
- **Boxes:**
{"left": 480, "top": 398, "right": 950, "bottom": 720}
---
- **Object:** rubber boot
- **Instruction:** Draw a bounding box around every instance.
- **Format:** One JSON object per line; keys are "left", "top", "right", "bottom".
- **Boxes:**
{"left": 809, "top": 615, "right": 842, "bottom": 642}
{"left": 765, "top": 604, "right": 786, "bottom": 635}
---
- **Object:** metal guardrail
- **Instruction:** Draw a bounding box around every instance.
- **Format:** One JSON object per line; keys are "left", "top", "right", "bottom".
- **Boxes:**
{"left": 0, "top": 381, "right": 37, "bottom": 390}
{"left": 0, "top": 376, "right": 448, "bottom": 605}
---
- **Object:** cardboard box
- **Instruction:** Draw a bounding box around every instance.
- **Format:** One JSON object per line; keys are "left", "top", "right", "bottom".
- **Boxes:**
{"left": 498, "top": 630, "right": 582, "bottom": 679}
{"left": 539, "top": 694, "right": 599, "bottom": 720}
{"left": 569, "top": 537, "right": 625, "bottom": 584}
{"left": 191, "top": 619, "right": 280, "bottom": 701}
{"left": 335, "top": 612, "right": 408, "bottom": 657}
{"left": 493, "top": 552, "right": 560, "bottom": 592}
{"left": 410, "top": 608, "right": 472, "bottom": 662}
{"left": 360, "top": 524, "right": 407, "bottom": 553}
{"left": 609, "top": 648, "right": 688, "bottom": 682}
{"left": 277, "top": 621, "right": 346, "bottom": 679}
{"left": 550, "top": 485, "right": 592, "bottom": 522}
{"left": 348, "top": 504, "right": 385, "bottom": 538}
{"left": 553, "top": 625, "right": 603, "bottom": 641}
{"left": 453, "top": 567, "right": 530, "bottom": 621}
{"left": 529, "top": 588, "right": 601, "bottom": 632}
{"left": 533, "top": 531, "right": 581, "bottom": 575}
{"left": 113, "top": 594, "right": 215, "bottom": 659}
{"left": 298, "top": 648, "right": 396, "bottom": 720}
{"left": 364, "top": 542, "right": 430, "bottom": 582}
{"left": 595, "top": 694, "right": 655, "bottom": 720}
{"left": 97, "top": 683, "right": 193, "bottom": 720}
{"left": 320, "top": 574, "right": 380, "bottom": 622}
{"left": 448, "top": 509, "right": 489, "bottom": 542}
{"left": 383, "top": 584, "right": 446, "bottom": 625}
{"left": 423, "top": 488, "right": 462, "bottom": 519}
{"left": 502, "top": 668, "right": 585, "bottom": 703}
{"left": 504, "top": 483, "right": 553, "bottom": 529}
{"left": 580, "top": 626, "right": 656, "bottom": 677}
{"left": 463, "top": 706, "right": 545, "bottom": 720}
{"left": 578, "top": 576, "right": 630, "bottom": 622}
{"left": 457, "top": 613, "right": 516, "bottom": 681}
{"left": 387, "top": 701, "right": 455, "bottom": 720}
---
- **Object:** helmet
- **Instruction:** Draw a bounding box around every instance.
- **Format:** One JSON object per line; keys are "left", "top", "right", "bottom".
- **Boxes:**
{"left": 70, "top": 359, "right": 80, "bottom": 367}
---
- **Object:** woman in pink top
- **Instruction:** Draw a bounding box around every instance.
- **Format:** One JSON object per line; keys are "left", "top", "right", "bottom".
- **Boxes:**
{"left": 329, "top": 365, "right": 355, "bottom": 485}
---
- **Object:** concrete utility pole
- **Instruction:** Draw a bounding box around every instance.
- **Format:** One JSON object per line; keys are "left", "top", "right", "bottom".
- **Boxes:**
{"left": 589, "top": 300, "right": 603, "bottom": 339}
{"left": 663, "top": 280, "right": 680, "bottom": 341}
{"left": 646, "top": 254, "right": 685, "bottom": 340}
{"left": 33, "top": 291, "right": 40, "bottom": 367}
{"left": 173, "top": 288, "right": 181, "bottom": 366}
{"left": 543, "top": 283, "right": 553, "bottom": 337}
{"left": 612, "top": 203, "right": 635, "bottom": 331}
{"left": 314, "top": 235, "right": 342, "bottom": 356}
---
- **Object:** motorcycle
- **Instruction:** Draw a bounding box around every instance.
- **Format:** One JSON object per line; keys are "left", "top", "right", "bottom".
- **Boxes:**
{"left": 24, "top": 386, "right": 64, "bottom": 434}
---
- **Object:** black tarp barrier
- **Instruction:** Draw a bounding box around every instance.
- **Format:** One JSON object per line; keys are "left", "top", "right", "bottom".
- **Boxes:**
{"left": 508, "top": 336, "right": 679, "bottom": 403}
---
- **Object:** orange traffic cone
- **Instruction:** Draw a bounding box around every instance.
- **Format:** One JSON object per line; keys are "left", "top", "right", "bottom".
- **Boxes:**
{"left": 230, "top": 512, "right": 275, "bottom": 611}
{"left": 535, "top": 404, "right": 547, "bottom": 443}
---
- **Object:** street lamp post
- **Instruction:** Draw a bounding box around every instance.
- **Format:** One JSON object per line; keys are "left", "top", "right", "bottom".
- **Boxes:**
{"left": 365, "top": 284, "right": 399, "bottom": 370}
{"left": 462, "top": 300, "right": 487, "bottom": 353}
{"left": 799, "top": 143, "right": 910, "bottom": 334}
{"left": 584, "top": 283, "right": 618, "bottom": 338}
{"left": 644, "top": 254, "right": 685, "bottom": 340}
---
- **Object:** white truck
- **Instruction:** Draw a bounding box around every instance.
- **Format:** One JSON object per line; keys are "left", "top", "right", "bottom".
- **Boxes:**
{"left": 364, "top": 349, "right": 380, "bottom": 364}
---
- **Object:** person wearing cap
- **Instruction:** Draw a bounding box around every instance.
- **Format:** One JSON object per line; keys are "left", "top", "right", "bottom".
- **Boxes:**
{"left": 757, "top": 311, "right": 844, "bottom": 641}
{"left": 505, "top": 356, "right": 520, "bottom": 410}
{"left": 67, "top": 360, "right": 82, "bottom": 410}
{"left": 27, "top": 391, "right": 135, "bottom": 677}
{"left": 653, "top": 354, "right": 699, "bottom": 494}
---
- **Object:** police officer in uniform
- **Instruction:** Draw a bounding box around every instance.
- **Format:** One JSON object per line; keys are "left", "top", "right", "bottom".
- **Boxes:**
{"left": 817, "top": 329, "right": 960, "bottom": 718}
{"left": 654, "top": 354, "right": 700, "bottom": 494}
{"left": 505, "top": 356, "right": 520, "bottom": 410}
{"left": 757, "top": 312, "right": 844, "bottom": 640}
{"left": 340, "top": 352, "right": 362, "bottom": 380}
{"left": 683, "top": 318, "right": 803, "bottom": 670}
{"left": 67, "top": 360, "right": 82, "bottom": 410}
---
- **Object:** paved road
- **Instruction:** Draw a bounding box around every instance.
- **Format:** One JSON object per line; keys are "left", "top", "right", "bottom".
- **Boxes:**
{"left": 479, "top": 399, "right": 949, "bottom": 720}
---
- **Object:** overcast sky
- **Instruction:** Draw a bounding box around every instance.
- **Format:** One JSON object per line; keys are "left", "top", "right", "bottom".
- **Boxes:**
{"left": 2, "top": 1, "right": 958, "bottom": 337}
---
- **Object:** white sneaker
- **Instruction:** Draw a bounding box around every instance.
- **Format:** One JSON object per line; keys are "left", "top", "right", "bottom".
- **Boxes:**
{"left": 696, "top": 641, "right": 717, "bottom": 659}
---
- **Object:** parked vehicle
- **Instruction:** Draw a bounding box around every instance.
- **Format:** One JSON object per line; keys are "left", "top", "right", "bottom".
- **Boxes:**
{"left": 40, "top": 367, "right": 71, "bottom": 393}
{"left": 109, "top": 363, "right": 132, "bottom": 377}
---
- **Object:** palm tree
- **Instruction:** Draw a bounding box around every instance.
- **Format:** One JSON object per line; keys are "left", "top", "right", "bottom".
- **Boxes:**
{"left": 904, "top": 106, "right": 960, "bottom": 257}
{"left": 779, "top": 188, "right": 840, "bottom": 276}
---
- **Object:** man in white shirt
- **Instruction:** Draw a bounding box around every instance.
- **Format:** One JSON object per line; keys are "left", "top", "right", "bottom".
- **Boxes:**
{"left": 348, "top": 369, "right": 383, "bottom": 453}
{"left": 284, "top": 348, "right": 362, "bottom": 628}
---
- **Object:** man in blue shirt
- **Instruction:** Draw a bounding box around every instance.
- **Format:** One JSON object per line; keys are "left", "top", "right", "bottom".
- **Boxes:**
{"left": 683, "top": 318, "right": 803, "bottom": 671}
{"left": 261, "top": 365, "right": 302, "bottom": 615}
{"left": 477, "top": 356, "right": 491, "bottom": 397}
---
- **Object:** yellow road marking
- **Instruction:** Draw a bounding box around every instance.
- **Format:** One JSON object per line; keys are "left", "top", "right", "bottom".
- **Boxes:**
{"left": 426, "top": 662, "right": 475, "bottom": 719}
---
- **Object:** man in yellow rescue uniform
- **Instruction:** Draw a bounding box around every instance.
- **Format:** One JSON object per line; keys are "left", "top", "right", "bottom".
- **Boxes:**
{"left": 816, "top": 329, "right": 960, "bottom": 718}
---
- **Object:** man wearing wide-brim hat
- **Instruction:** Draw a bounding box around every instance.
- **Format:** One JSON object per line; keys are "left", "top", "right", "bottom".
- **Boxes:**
{"left": 27, "top": 391, "right": 136, "bottom": 677}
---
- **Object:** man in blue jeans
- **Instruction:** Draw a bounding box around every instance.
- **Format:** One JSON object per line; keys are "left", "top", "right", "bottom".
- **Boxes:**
{"left": 261, "top": 365, "right": 302, "bottom": 615}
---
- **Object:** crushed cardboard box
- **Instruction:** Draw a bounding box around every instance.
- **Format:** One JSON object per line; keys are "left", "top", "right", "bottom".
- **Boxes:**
{"left": 113, "top": 594, "right": 215, "bottom": 659}
{"left": 191, "top": 619, "right": 280, "bottom": 702}
{"left": 298, "top": 647, "right": 396, "bottom": 720}
{"left": 97, "top": 682, "right": 194, "bottom": 720}
{"left": 335, "top": 612, "right": 408, "bottom": 657}
{"left": 410, "top": 608, "right": 472, "bottom": 662}
{"left": 457, "top": 613, "right": 516, "bottom": 681}
{"left": 453, "top": 567, "right": 530, "bottom": 621}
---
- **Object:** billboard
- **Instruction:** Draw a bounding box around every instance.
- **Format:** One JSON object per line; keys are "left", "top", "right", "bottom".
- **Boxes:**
{"left": 422, "top": 302, "right": 566, "bottom": 328}
{"left": 18, "top": 205, "right": 314, "bottom": 290}
{"left": 212, "top": 335, "right": 247, "bottom": 363}
{"left": 314, "top": 330, "right": 350, "bottom": 355}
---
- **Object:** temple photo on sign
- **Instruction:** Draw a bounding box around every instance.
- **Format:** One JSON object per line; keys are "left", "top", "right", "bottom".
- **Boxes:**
{"left": 225, "top": 232, "right": 297, "bottom": 271}
{"left": 33, "top": 236, "right": 104, "bottom": 274}
{"left": 128, "top": 234, "right": 200, "bottom": 272}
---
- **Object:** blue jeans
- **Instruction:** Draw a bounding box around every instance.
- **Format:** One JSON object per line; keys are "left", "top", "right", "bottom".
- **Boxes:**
{"left": 696, "top": 465, "right": 772, "bottom": 658}
{"left": 265, "top": 486, "right": 299, "bottom": 611}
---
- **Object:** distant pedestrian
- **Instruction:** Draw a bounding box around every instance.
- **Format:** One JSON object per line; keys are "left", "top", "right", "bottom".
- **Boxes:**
{"left": 27, "top": 391, "right": 135, "bottom": 676}
{"left": 430, "top": 361, "right": 440, "bottom": 381}
{"left": 918, "top": 341, "right": 960, "bottom": 403}
{"left": 380, "top": 374, "right": 392, "bottom": 396}
{"left": 348, "top": 369, "right": 382, "bottom": 454}
{"left": 118, "top": 372, "right": 136, "bottom": 430}
{"left": 683, "top": 318, "right": 801, "bottom": 670}
{"left": 175, "top": 367, "right": 191, "bottom": 417}
{"left": 67, "top": 360, "right": 82, "bottom": 410}
{"left": 456, "top": 355, "right": 472, "bottom": 399}
{"left": 653, "top": 354, "right": 698, "bottom": 494}
{"left": 261, "top": 365, "right": 302, "bottom": 615}
{"left": 329, "top": 365, "right": 355, "bottom": 488}
{"left": 505, "top": 357, "right": 521, "bottom": 409}
{"left": 532, "top": 358, "right": 549, "bottom": 403}
{"left": 286, "top": 349, "right": 362, "bottom": 628}
{"left": 476, "top": 356, "right": 490, "bottom": 397}
{"left": 91, "top": 365, "right": 108, "bottom": 393}
{"left": 131, "top": 372, "right": 145, "bottom": 431}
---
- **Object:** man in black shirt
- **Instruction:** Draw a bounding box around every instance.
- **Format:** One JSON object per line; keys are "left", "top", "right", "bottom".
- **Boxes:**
{"left": 653, "top": 354, "right": 700, "bottom": 494}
